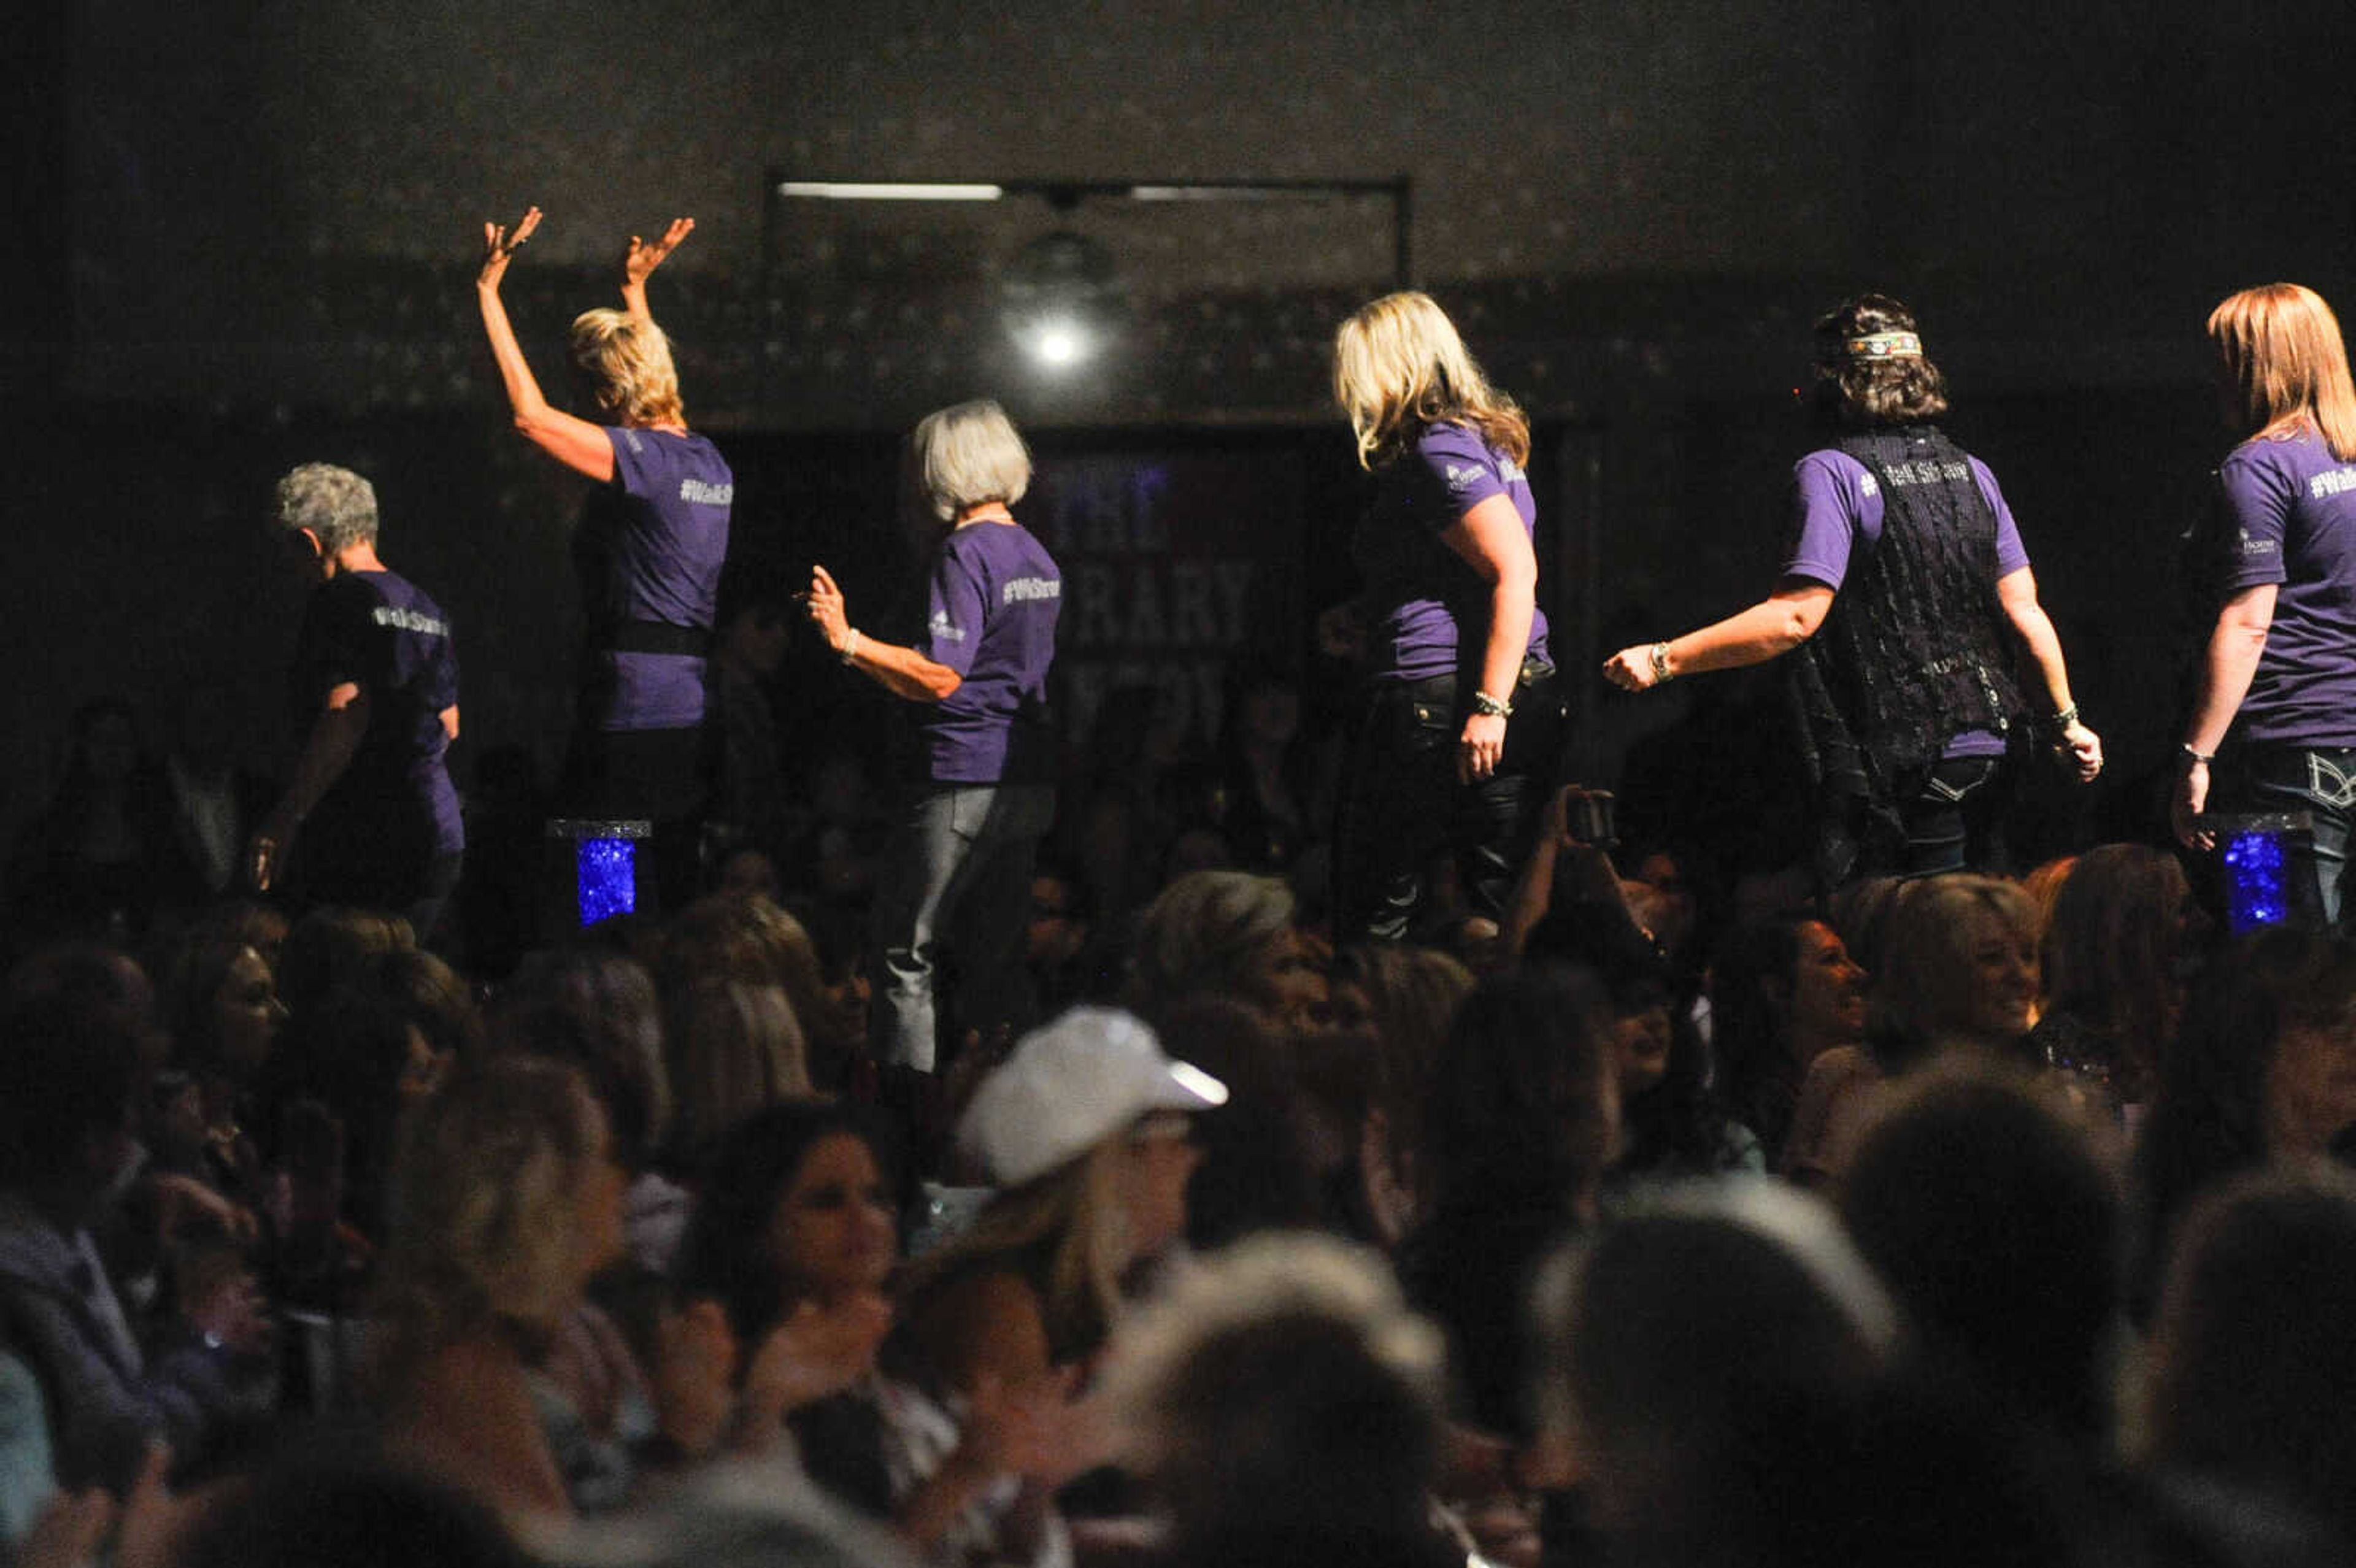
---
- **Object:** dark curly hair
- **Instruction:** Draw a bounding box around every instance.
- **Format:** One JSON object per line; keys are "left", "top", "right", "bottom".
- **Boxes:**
{"left": 1812, "top": 293, "right": 1950, "bottom": 429}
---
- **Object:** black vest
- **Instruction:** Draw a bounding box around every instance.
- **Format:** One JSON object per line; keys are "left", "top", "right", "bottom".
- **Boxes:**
{"left": 1790, "top": 426, "right": 2025, "bottom": 821}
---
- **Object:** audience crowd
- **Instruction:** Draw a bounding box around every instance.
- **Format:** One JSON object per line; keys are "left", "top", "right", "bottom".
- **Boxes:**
{"left": 3, "top": 661, "right": 2355, "bottom": 1568}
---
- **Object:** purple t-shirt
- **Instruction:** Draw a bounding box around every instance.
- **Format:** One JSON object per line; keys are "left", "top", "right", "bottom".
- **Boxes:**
{"left": 1352, "top": 421, "right": 1552, "bottom": 682}
{"left": 2217, "top": 428, "right": 2356, "bottom": 748}
{"left": 913, "top": 520, "right": 1063, "bottom": 784}
{"left": 1782, "top": 448, "right": 2030, "bottom": 759}
{"left": 290, "top": 569, "right": 463, "bottom": 854}
{"left": 574, "top": 427, "right": 733, "bottom": 732}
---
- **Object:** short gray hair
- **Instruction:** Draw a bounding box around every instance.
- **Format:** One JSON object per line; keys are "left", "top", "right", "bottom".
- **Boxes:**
{"left": 910, "top": 400, "right": 1030, "bottom": 521}
{"left": 274, "top": 463, "right": 379, "bottom": 553}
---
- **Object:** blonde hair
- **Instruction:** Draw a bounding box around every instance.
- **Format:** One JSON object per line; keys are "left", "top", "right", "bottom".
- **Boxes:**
{"left": 568, "top": 307, "right": 686, "bottom": 428}
{"left": 663, "top": 979, "right": 811, "bottom": 1163}
{"left": 910, "top": 399, "right": 1031, "bottom": 521}
{"left": 369, "top": 1055, "right": 602, "bottom": 1379}
{"left": 2208, "top": 283, "right": 2356, "bottom": 461}
{"left": 1333, "top": 291, "right": 1529, "bottom": 471}
{"left": 1868, "top": 874, "right": 2038, "bottom": 1059}
{"left": 897, "top": 1139, "right": 1131, "bottom": 1369}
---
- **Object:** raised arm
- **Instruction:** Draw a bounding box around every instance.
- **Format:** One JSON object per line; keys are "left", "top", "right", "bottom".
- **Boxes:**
{"left": 474, "top": 207, "right": 616, "bottom": 483}
{"left": 1601, "top": 578, "right": 1835, "bottom": 692}
{"left": 620, "top": 217, "right": 695, "bottom": 321}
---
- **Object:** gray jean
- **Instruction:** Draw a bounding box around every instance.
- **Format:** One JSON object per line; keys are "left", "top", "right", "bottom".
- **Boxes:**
{"left": 869, "top": 782, "right": 1055, "bottom": 1071}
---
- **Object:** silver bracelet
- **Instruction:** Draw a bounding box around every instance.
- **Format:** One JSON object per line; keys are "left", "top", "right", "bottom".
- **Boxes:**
{"left": 839, "top": 628, "right": 861, "bottom": 666}
{"left": 2179, "top": 741, "right": 2215, "bottom": 766}
{"left": 1648, "top": 642, "right": 1674, "bottom": 683}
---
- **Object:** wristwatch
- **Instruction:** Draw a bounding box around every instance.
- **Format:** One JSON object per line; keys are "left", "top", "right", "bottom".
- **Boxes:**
{"left": 1469, "top": 690, "right": 1514, "bottom": 718}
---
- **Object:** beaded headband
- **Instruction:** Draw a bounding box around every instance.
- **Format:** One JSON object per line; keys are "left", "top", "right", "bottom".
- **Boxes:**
{"left": 1844, "top": 331, "right": 1923, "bottom": 362}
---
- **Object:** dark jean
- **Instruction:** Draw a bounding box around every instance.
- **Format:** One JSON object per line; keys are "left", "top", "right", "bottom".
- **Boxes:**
{"left": 868, "top": 782, "right": 1056, "bottom": 1072}
{"left": 2213, "top": 744, "right": 2356, "bottom": 931}
{"left": 1333, "top": 665, "right": 1566, "bottom": 943}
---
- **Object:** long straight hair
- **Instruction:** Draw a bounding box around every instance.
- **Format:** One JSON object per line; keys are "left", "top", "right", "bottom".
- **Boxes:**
{"left": 2208, "top": 283, "right": 2356, "bottom": 461}
{"left": 1333, "top": 291, "right": 1530, "bottom": 471}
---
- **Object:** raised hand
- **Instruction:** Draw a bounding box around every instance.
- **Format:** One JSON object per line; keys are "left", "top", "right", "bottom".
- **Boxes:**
{"left": 804, "top": 564, "right": 852, "bottom": 652}
{"left": 739, "top": 1289, "right": 893, "bottom": 1428}
{"left": 623, "top": 218, "right": 695, "bottom": 289}
{"left": 479, "top": 206, "right": 542, "bottom": 290}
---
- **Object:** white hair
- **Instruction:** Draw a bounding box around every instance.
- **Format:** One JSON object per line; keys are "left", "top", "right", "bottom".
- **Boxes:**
{"left": 910, "top": 400, "right": 1031, "bottom": 521}
{"left": 275, "top": 463, "right": 379, "bottom": 553}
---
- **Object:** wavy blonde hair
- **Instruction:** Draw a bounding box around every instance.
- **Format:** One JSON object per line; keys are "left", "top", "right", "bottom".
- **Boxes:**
{"left": 368, "top": 1055, "right": 602, "bottom": 1382}
{"left": 1333, "top": 291, "right": 1528, "bottom": 471}
{"left": 569, "top": 307, "right": 686, "bottom": 428}
{"left": 2208, "top": 283, "right": 2356, "bottom": 461}
{"left": 896, "top": 1138, "right": 1132, "bottom": 1370}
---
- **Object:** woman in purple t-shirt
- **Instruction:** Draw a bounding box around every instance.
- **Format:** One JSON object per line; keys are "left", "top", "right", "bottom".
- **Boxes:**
{"left": 2174, "top": 283, "right": 2356, "bottom": 929}
{"left": 1325, "top": 292, "right": 1566, "bottom": 943}
{"left": 477, "top": 209, "right": 733, "bottom": 909}
{"left": 804, "top": 401, "right": 1063, "bottom": 1077}
{"left": 1603, "top": 295, "right": 2100, "bottom": 888}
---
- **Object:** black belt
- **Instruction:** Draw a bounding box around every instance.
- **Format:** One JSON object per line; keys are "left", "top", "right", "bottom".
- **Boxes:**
{"left": 604, "top": 621, "right": 710, "bottom": 657}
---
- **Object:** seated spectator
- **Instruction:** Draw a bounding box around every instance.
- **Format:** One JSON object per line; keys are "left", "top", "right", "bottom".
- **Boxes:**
{"left": 6, "top": 698, "right": 198, "bottom": 948}
{"left": 1784, "top": 874, "right": 2041, "bottom": 1185}
{"left": 2028, "top": 843, "right": 2203, "bottom": 1113}
{"left": 889, "top": 1009, "right": 1225, "bottom": 1563}
{"left": 1124, "top": 870, "right": 1325, "bottom": 1032}
{"left": 1106, "top": 1233, "right": 1458, "bottom": 1568}
{"left": 1836, "top": 1063, "right": 2122, "bottom": 1442}
{"left": 1325, "top": 943, "right": 1474, "bottom": 1248}
{"left": 274, "top": 906, "right": 414, "bottom": 1023}
{"left": 366, "top": 1055, "right": 728, "bottom": 1521}
{"left": 0, "top": 981, "right": 270, "bottom": 1493}
{"left": 2141, "top": 1167, "right": 2356, "bottom": 1555}
{"left": 2132, "top": 928, "right": 2356, "bottom": 1317}
{"left": 1707, "top": 913, "right": 1866, "bottom": 1166}
{"left": 1151, "top": 998, "right": 1323, "bottom": 1250}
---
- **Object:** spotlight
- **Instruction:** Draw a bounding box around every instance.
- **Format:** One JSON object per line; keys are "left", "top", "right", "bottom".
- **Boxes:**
{"left": 999, "top": 230, "right": 1123, "bottom": 374}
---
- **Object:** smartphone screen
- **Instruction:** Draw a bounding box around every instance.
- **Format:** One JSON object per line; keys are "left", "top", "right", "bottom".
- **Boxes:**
{"left": 577, "top": 836, "right": 639, "bottom": 926}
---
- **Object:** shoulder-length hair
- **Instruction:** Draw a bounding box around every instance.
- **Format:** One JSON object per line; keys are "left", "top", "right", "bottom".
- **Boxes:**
{"left": 1811, "top": 294, "right": 1950, "bottom": 429}
{"left": 1865, "top": 874, "right": 2037, "bottom": 1069}
{"left": 368, "top": 1055, "right": 604, "bottom": 1380}
{"left": 568, "top": 307, "right": 686, "bottom": 428}
{"left": 910, "top": 399, "right": 1031, "bottom": 522}
{"left": 1333, "top": 291, "right": 1530, "bottom": 471}
{"left": 896, "top": 1137, "right": 1133, "bottom": 1369}
{"left": 2208, "top": 283, "right": 2356, "bottom": 461}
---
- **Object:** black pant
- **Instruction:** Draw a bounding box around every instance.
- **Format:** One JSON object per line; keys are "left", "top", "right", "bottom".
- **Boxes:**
{"left": 563, "top": 724, "right": 709, "bottom": 914}
{"left": 1333, "top": 665, "right": 1566, "bottom": 943}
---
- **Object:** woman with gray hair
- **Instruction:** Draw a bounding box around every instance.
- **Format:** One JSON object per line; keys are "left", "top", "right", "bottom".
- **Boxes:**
{"left": 805, "top": 401, "right": 1063, "bottom": 1080}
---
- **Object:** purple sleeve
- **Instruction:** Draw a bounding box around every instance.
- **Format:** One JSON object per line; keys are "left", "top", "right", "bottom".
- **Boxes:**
{"left": 1969, "top": 459, "right": 2031, "bottom": 577}
{"left": 1412, "top": 423, "right": 1508, "bottom": 526}
{"left": 2219, "top": 446, "right": 2295, "bottom": 590}
{"left": 1780, "top": 453, "right": 1860, "bottom": 589}
{"left": 607, "top": 426, "right": 667, "bottom": 497}
{"left": 917, "top": 540, "right": 986, "bottom": 677}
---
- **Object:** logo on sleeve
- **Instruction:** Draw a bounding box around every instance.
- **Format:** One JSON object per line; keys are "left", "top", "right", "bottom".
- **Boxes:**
{"left": 2238, "top": 528, "right": 2280, "bottom": 558}
{"left": 1443, "top": 461, "right": 1490, "bottom": 494}
{"left": 928, "top": 611, "right": 967, "bottom": 644}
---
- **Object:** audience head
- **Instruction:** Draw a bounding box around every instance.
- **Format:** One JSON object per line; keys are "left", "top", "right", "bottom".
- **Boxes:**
{"left": 1150, "top": 995, "right": 1322, "bottom": 1250}
{"left": 1811, "top": 293, "right": 1950, "bottom": 428}
{"left": 923, "top": 1008, "right": 1226, "bottom": 1361}
{"left": 1866, "top": 874, "right": 2039, "bottom": 1069}
{"left": 1837, "top": 1063, "right": 2122, "bottom": 1438}
{"left": 2041, "top": 843, "right": 2198, "bottom": 1096}
{"left": 0, "top": 978, "right": 143, "bottom": 1205}
{"left": 1109, "top": 1233, "right": 1449, "bottom": 1567}
{"left": 568, "top": 307, "right": 684, "bottom": 428}
{"left": 490, "top": 945, "right": 668, "bottom": 1172}
{"left": 276, "top": 906, "right": 414, "bottom": 1020}
{"left": 1126, "top": 869, "right": 1322, "bottom": 1031}
{"left": 672, "top": 1100, "right": 903, "bottom": 1347}
{"left": 372, "top": 1055, "right": 623, "bottom": 1367}
{"left": 2145, "top": 1165, "right": 2356, "bottom": 1541}
{"left": 1419, "top": 964, "right": 1618, "bottom": 1220}
{"left": 161, "top": 932, "right": 284, "bottom": 1085}
{"left": 1328, "top": 942, "right": 1475, "bottom": 1239}
{"left": 909, "top": 399, "right": 1031, "bottom": 522}
{"left": 180, "top": 1458, "right": 533, "bottom": 1568}
{"left": 1534, "top": 1180, "right": 1899, "bottom": 1547}
{"left": 661, "top": 979, "right": 810, "bottom": 1169}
